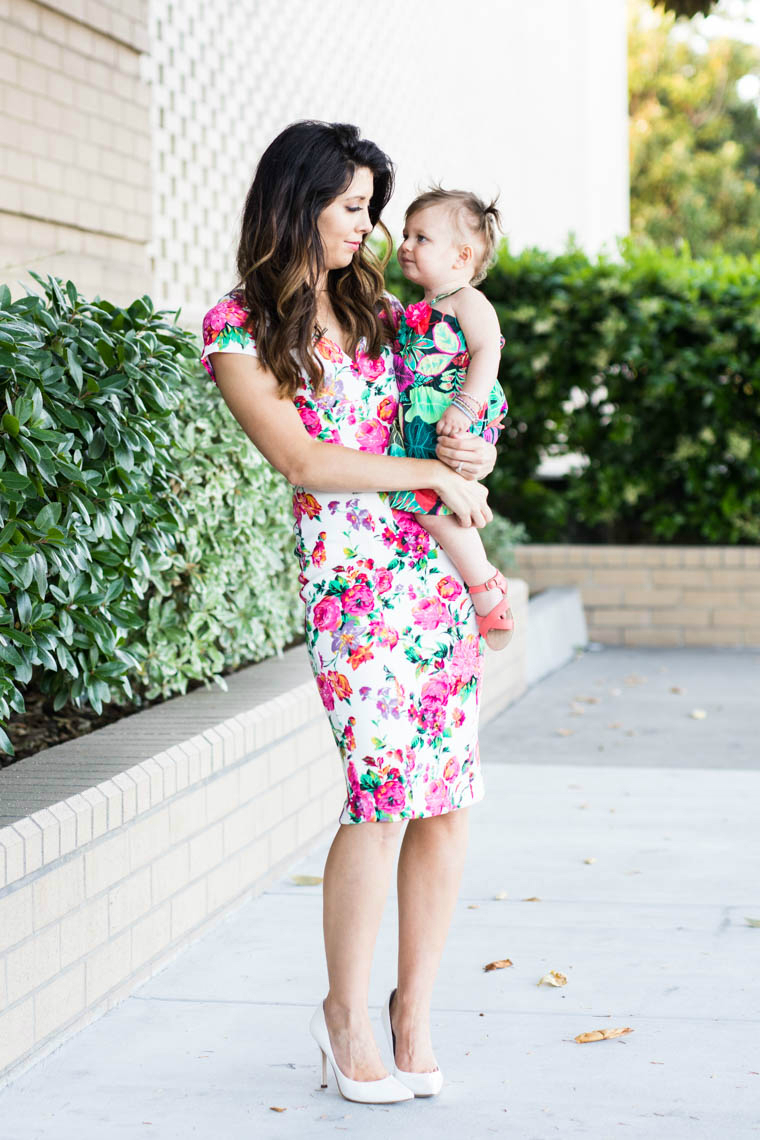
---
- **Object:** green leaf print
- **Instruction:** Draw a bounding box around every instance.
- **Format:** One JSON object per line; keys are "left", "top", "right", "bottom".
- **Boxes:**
{"left": 407, "top": 387, "right": 449, "bottom": 424}
{"left": 416, "top": 352, "right": 456, "bottom": 378}
{"left": 404, "top": 646, "right": 422, "bottom": 665}
{"left": 360, "top": 770, "right": 383, "bottom": 791}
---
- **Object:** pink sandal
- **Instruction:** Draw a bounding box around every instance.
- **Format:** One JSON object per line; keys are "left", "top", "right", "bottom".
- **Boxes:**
{"left": 469, "top": 570, "right": 515, "bottom": 650}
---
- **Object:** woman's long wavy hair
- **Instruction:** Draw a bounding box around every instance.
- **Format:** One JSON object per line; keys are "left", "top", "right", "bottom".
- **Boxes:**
{"left": 235, "top": 121, "right": 395, "bottom": 398}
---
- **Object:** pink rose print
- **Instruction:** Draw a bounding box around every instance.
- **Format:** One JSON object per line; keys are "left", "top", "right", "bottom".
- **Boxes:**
{"left": 452, "top": 707, "right": 465, "bottom": 728}
{"left": 313, "top": 596, "right": 343, "bottom": 631}
{"left": 316, "top": 672, "right": 334, "bottom": 711}
{"left": 369, "top": 621, "right": 399, "bottom": 649}
{"left": 424, "top": 778, "right": 448, "bottom": 813}
{"left": 405, "top": 301, "right": 432, "bottom": 336}
{"left": 421, "top": 674, "right": 451, "bottom": 708}
{"left": 375, "top": 777, "right": 407, "bottom": 812}
{"left": 412, "top": 596, "right": 447, "bottom": 630}
{"left": 298, "top": 405, "right": 322, "bottom": 437}
{"left": 437, "top": 575, "right": 463, "bottom": 600}
{"left": 373, "top": 568, "right": 393, "bottom": 594}
{"left": 351, "top": 788, "right": 376, "bottom": 820}
{"left": 355, "top": 418, "right": 390, "bottom": 454}
{"left": 342, "top": 582, "right": 375, "bottom": 615}
{"left": 355, "top": 350, "right": 385, "bottom": 380}
{"left": 451, "top": 635, "right": 480, "bottom": 684}
{"left": 202, "top": 296, "right": 248, "bottom": 345}
{"left": 377, "top": 395, "right": 398, "bottom": 423}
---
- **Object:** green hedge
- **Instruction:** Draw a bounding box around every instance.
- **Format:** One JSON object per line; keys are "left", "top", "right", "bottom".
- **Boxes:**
{"left": 387, "top": 243, "right": 760, "bottom": 545}
{"left": 0, "top": 276, "right": 301, "bottom": 756}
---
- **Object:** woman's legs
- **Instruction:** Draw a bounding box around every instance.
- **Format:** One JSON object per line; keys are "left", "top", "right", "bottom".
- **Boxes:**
{"left": 391, "top": 807, "right": 471, "bottom": 1072}
{"left": 322, "top": 819, "right": 404, "bottom": 1080}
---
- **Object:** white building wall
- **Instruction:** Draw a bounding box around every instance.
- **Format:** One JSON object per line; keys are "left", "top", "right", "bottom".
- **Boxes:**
{"left": 149, "top": 0, "right": 629, "bottom": 328}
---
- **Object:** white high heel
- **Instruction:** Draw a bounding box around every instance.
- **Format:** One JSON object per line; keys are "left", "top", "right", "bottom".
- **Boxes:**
{"left": 381, "top": 988, "right": 444, "bottom": 1097}
{"left": 309, "top": 1000, "right": 413, "bottom": 1103}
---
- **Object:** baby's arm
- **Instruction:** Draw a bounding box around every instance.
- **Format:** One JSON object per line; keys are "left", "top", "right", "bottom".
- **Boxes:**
{"left": 437, "top": 288, "right": 503, "bottom": 436}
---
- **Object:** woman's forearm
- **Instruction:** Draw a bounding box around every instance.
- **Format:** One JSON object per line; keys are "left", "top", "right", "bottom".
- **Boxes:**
{"left": 293, "top": 439, "right": 445, "bottom": 495}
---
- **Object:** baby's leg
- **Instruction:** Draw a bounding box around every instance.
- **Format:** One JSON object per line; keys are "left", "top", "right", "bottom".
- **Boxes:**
{"left": 418, "top": 514, "right": 513, "bottom": 649}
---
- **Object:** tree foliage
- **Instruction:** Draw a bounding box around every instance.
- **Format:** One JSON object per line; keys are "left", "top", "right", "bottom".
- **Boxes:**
{"left": 659, "top": 0, "right": 718, "bottom": 16}
{"left": 630, "top": 0, "right": 760, "bottom": 256}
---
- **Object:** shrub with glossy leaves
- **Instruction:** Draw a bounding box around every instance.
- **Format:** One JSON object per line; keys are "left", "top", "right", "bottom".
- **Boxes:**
{"left": 0, "top": 276, "right": 301, "bottom": 756}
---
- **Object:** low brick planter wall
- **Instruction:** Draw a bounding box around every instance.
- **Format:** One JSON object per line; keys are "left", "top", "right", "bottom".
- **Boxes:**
{"left": 514, "top": 545, "right": 760, "bottom": 648}
{"left": 0, "top": 580, "right": 535, "bottom": 1086}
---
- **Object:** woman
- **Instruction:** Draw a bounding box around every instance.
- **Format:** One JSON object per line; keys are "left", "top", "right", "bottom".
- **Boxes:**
{"left": 201, "top": 121, "right": 499, "bottom": 1104}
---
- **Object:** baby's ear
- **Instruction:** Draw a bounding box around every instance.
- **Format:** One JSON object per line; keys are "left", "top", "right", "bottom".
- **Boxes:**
{"left": 454, "top": 243, "right": 474, "bottom": 270}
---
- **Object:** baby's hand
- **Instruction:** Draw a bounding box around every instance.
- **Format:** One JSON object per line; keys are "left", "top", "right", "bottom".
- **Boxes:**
{"left": 437, "top": 403, "right": 472, "bottom": 436}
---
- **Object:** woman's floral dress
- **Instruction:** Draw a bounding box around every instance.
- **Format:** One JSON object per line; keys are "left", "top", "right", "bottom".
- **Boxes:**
{"left": 201, "top": 292, "right": 485, "bottom": 824}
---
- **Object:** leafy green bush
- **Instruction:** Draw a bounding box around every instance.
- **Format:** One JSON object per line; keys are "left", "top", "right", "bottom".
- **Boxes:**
{"left": 0, "top": 276, "right": 301, "bottom": 756}
{"left": 388, "top": 243, "right": 760, "bottom": 544}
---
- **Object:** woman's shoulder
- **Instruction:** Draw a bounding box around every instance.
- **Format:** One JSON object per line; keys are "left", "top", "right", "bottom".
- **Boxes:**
{"left": 200, "top": 291, "right": 257, "bottom": 381}
{"left": 378, "top": 290, "right": 406, "bottom": 335}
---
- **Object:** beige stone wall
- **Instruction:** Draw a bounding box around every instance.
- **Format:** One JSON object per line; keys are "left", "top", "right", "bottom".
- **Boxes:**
{"left": 514, "top": 545, "right": 760, "bottom": 648}
{"left": 0, "top": 0, "right": 151, "bottom": 304}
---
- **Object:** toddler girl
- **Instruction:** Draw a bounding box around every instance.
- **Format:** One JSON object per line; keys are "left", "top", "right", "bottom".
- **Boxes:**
{"left": 389, "top": 188, "right": 514, "bottom": 649}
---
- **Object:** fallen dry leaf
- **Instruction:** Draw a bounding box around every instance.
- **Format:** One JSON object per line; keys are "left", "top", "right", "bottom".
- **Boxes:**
{"left": 578, "top": 801, "right": 590, "bottom": 809}
{"left": 484, "top": 958, "right": 513, "bottom": 972}
{"left": 670, "top": 686, "right": 685, "bottom": 695}
{"left": 522, "top": 896, "right": 541, "bottom": 902}
{"left": 607, "top": 721, "right": 622, "bottom": 729}
{"left": 690, "top": 709, "right": 707, "bottom": 720}
{"left": 575, "top": 1027, "right": 633, "bottom": 1044}
{"left": 270, "top": 1106, "right": 287, "bottom": 1112}
{"left": 467, "top": 904, "right": 480, "bottom": 909}
{"left": 745, "top": 917, "right": 760, "bottom": 927}
{"left": 583, "top": 857, "right": 596, "bottom": 864}
{"left": 493, "top": 890, "right": 509, "bottom": 900}
{"left": 625, "top": 675, "right": 647, "bottom": 686}
{"left": 556, "top": 728, "right": 575, "bottom": 737}
{"left": 290, "top": 874, "right": 323, "bottom": 886}
{"left": 537, "top": 971, "right": 568, "bottom": 987}
{"left": 575, "top": 695, "right": 601, "bottom": 704}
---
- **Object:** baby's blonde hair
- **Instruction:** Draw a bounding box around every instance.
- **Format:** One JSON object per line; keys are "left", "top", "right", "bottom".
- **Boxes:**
{"left": 405, "top": 187, "right": 502, "bottom": 285}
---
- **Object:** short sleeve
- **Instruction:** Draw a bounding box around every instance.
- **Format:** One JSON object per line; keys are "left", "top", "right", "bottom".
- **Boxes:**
{"left": 200, "top": 293, "right": 258, "bottom": 384}
{"left": 379, "top": 291, "right": 405, "bottom": 335}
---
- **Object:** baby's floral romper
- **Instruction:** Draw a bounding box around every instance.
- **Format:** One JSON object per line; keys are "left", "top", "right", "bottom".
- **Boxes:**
{"left": 201, "top": 292, "right": 486, "bottom": 824}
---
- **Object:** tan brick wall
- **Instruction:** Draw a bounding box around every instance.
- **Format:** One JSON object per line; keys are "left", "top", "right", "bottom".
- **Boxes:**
{"left": 514, "top": 545, "right": 760, "bottom": 648}
{"left": 0, "top": 0, "right": 151, "bottom": 304}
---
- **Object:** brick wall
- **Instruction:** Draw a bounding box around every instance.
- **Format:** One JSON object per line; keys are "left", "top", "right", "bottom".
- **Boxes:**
{"left": 0, "top": 0, "right": 151, "bottom": 304}
{"left": 514, "top": 545, "right": 760, "bottom": 648}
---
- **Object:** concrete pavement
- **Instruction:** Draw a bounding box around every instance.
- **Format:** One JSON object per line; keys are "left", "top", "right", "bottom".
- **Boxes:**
{"left": 0, "top": 647, "right": 758, "bottom": 1139}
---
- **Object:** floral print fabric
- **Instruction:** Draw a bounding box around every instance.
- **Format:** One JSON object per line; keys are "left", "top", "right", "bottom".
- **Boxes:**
{"left": 388, "top": 302, "right": 508, "bottom": 515}
{"left": 201, "top": 292, "right": 485, "bottom": 824}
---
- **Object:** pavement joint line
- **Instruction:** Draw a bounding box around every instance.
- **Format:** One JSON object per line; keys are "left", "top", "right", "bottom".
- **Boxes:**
{"left": 126, "top": 996, "right": 760, "bottom": 1023}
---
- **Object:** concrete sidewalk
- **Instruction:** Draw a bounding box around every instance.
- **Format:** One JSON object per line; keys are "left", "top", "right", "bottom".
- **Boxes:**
{"left": 0, "top": 648, "right": 758, "bottom": 1139}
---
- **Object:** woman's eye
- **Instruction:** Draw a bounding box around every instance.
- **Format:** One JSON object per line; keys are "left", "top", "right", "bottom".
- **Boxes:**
{"left": 347, "top": 206, "right": 362, "bottom": 213}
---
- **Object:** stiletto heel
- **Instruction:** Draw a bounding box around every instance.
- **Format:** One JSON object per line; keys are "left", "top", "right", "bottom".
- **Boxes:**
{"left": 309, "top": 1000, "right": 413, "bottom": 1103}
{"left": 381, "top": 988, "right": 444, "bottom": 1097}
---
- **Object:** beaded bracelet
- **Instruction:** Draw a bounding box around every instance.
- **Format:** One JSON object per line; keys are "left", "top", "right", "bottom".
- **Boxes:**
{"left": 450, "top": 396, "right": 478, "bottom": 423}
{"left": 455, "top": 390, "right": 481, "bottom": 412}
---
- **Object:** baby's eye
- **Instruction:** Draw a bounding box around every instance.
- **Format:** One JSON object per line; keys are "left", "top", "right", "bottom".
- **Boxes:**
{"left": 417, "top": 235, "right": 427, "bottom": 243}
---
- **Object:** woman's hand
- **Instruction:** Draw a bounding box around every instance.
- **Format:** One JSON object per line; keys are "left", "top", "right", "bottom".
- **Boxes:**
{"left": 435, "top": 467, "right": 493, "bottom": 528}
{"left": 435, "top": 433, "right": 497, "bottom": 481}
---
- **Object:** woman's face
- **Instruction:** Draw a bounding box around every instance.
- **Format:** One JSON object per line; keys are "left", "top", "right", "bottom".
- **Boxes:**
{"left": 317, "top": 166, "right": 374, "bottom": 271}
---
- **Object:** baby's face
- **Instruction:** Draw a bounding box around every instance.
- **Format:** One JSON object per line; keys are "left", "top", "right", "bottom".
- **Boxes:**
{"left": 398, "top": 205, "right": 464, "bottom": 290}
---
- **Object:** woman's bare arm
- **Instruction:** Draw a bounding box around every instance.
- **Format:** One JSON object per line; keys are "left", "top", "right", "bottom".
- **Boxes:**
{"left": 210, "top": 351, "right": 492, "bottom": 527}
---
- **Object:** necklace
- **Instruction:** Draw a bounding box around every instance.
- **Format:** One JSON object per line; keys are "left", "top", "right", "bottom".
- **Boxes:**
{"left": 426, "top": 284, "right": 467, "bottom": 307}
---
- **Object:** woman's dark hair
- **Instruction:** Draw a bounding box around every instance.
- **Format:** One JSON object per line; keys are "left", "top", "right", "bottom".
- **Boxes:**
{"left": 235, "top": 120, "right": 395, "bottom": 398}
